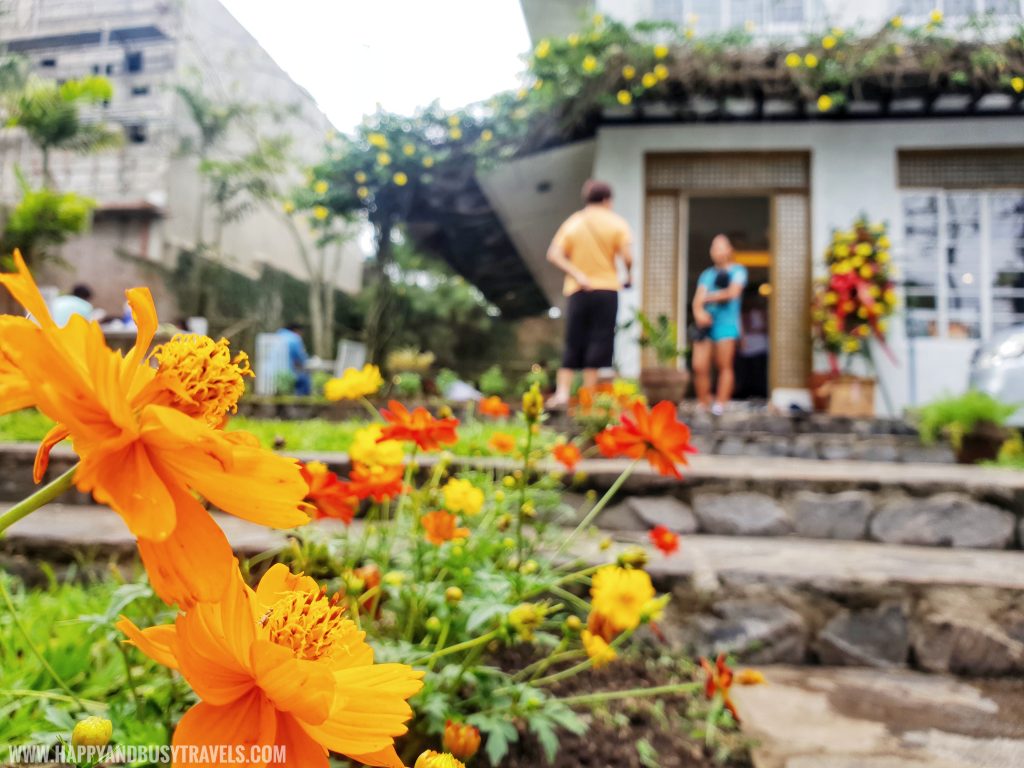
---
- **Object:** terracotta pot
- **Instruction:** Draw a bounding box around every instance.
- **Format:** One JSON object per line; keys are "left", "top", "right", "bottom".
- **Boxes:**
{"left": 640, "top": 366, "right": 690, "bottom": 404}
{"left": 826, "top": 375, "right": 876, "bottom": 418}
{"left": 955, "top": 421, "right": 1007, "bottom": 465}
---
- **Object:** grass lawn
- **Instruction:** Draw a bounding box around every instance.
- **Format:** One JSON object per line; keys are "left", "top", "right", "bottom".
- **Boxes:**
{"left": 0, "top": 409, "right": 552, "bottom": 457}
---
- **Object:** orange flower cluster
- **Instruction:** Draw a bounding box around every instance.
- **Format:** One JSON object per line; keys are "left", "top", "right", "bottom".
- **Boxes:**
{"left": 301, "top": 461, "right": 358, "bottom": 524}
{"left": 552, "top": 442, "right": 582, "bottom": 471}
{"left": 421, "top": 510, "right": 470, "bottom": 545}
{"left": 596, "top": 400, "right": 696, "bottom": 478}
{"left": 345, "top": 463, "right": 406, "bottom": 503}
{"left": 700, "top": 653, "right": 765, "bottom": 722}
{"left": 478, "top": 395, "right": 511, "bottom": 418}
{"left": 488, "top": 432, "right": 517, "bottom": 454}
{"left": 380, "top": 401, "right": 459, "bottom": 451}
{"left": 649, "top": 525, "right": 680, "bottom": 556}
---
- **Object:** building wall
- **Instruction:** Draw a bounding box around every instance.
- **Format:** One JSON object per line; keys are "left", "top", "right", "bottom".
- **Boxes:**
{"left": 593, "top": 116, "right": 1024, "bottom": 413}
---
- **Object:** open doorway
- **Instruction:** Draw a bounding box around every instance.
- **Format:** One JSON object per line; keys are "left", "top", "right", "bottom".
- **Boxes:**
{"left": 686, "top": 196, "right": 771, "bottom": 399}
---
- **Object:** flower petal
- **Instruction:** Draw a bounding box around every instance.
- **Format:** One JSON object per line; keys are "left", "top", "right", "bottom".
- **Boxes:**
{"left": 116, "top": 617, "right": 180, "bottom": 671}
{"left": 251, "top": 640, "right": 333, "bottom": 726}
{"left": 171, "top": 692, "right": 276, "bottom": 768}
{"left": 272, "top": 712, "right": 328, "bottom": 768}
{"left": 32, "top": 423, "right": 70, "bottom": 483}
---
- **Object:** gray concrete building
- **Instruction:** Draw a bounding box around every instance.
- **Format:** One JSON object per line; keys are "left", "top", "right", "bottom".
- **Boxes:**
{"left": 0, "top": 0, "right": 362, "bottom": 321}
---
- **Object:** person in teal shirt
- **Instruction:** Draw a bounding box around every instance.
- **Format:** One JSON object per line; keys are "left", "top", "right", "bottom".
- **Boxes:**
{"left": 692, "top": 235, "right": 747, "bottom": 416}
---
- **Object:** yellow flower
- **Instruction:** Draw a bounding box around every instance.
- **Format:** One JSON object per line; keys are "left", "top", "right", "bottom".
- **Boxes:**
{"left": 423, "top": 156, "right": 435, "bottom": 168}
{"left": 616, "top": 90, "right": 633, "bottom": 105}
{"left": 535, "top": 39, "right": 551, "bottom": 59}
{"left": 622, "top": 64, "right": 636, "bottom": 79}
{"left": 533, "top": 79, "right": 544, "bottom": 90}
{"left": 481, "top": 129, "right": 494, "bottom": 141}
{"left": 822, "top": 35, "right": 837, "bottom": 49}
{"left": 685, "top": 27, "right": 695, "bottom": 39}
{"left": 785, "top": 52, "right": 802, "bottom": 68}
{"left": 843, "top": 339, "right": 861, "bottom": 353}
{"left": 930, "top": 9, "right": 943, "bottom": 23}
{"left": 804, "top": 53, "right": 818, "bottom": 68}
{"left": 878, "top": 235, "right": 891, "bottom": 248}
{"left": 349, "top": 424, "right": 404, "bottom": 467}
{"left": 612, "top": 379, "right": 638, "bottom": 398}
{"left": 641, "top": 594, "right": 670, "bottom": 623}
{"left": 368, "top": 132, "right": 388, "bottom": 148}
{"left": 567, "top": 33, "right": 580, "bottom": 47}
{"left": 357, "top": 186, "right": 370, "bottom": 199}
{"left": 447, "top": 114, "right": 460, "bottom": 127}
{"left": 312, "top": 205, "right": 329, "bottom": 221}
{"left": 1013, "top": 77, "right": 1024, "bottom": 94}
{"left": 582, "top": 55, "right": 598, "bottom": 73}
{"left": 449, "top": 127, "right": 463, "bottom": 140}
{"left": 416, "top": 751, "right": 466, "bottom": 768}
{"left": 855, "top": 242, "right": 873, "bottom": 256}
{"left": 443, "top": 478, "right": 484, "bottom": 516}
{"left": 508, "top": 603, "right": 547, "bottom": 641}
{"left": 516, "top": 87, "right": 528, "bottom": 101}
{"left": 737, "top": 669, "right": 766, "bottom": 685}
{"left": 817, "top": 94, "right": 833, "bottom": 112}
{"left": 582, "top": 630, "right": 617, "bottom": 668}
{"left": 593, "top": 12, "right": 605, "bottom": 25}
{"left": 653, "top": 44, "right": 669, "bottom": 59}
{"left": 522, "top": 382, "right": 544, "bottom": 422}
{"left": 590, "top": 565, "right": 655, "bottom": 633}
{"left": 355, "top": 171, "right": 367, "bottom": 183}
{"left": 641, "top": 72, "right": 658, "bottom": 88}
{"left": 745, "top": 19, "right": 756, "bottom": 32}
{"left": 325, "top": 364, "right": 384, "bottom": 401}
{"left": 393, "top": 172, "right": 409, "bottom": 186}
{"left": 282, "top": 200, "right": 295, "bottom": 214}
{"left": 72, "top": 717, "right": 112, "bottom": 748}
{"left": 833, "top": 243, "right": 850, "bottom": 257}
{"left": 654, "top": 63, "right": 669, "bottom": 80}
{"left": 377, "top": 151, "right": 392, "bottom": 166}
{"left": 313, "top": 179, "right": 328, "bottom": 195}
{"left": 402, "top": 143, "right": 416, "bottom": 156}
{"left": 890, "top": 15, "right": 903, "bottom": 28}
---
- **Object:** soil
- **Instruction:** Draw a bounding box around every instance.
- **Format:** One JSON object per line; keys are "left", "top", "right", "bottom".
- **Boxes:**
{"left": 497, "top": 647, "right": 751, "bottom": 768}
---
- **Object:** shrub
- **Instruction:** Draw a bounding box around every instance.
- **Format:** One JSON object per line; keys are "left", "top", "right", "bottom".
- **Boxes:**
{"left": 479, "top": 364, "right": 509, "bottom": 396}
{"left": 915, "top": 390, "right": 1017, "bottom": 448}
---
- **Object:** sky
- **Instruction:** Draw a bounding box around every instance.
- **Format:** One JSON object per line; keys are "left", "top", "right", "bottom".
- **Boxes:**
{"left": 218, "top": 0, "right": 533, "bottom": 132}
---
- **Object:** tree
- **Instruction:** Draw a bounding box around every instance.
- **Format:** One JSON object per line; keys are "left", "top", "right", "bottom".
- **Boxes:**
{"left": 0, "top": 170, "right": 94, "bottom": 267}
{"left": 5, "top": 75, "right": 121, "bottom": 185}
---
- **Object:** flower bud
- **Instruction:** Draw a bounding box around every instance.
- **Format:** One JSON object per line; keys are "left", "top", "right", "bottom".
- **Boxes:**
{"left": 72, "top": 717, "right": 112, "bottom": 748}
{"left": 617, "top": 546, "right": 649, "bottom": 569}
{"left": 566, "top": 615, "right": 583, "bottom": 632}
{"left": 425, "top": 616, "right": 442, "bottom": 633}
{"left": 520, "top": 559, "right": 539, "bottom": 575}
{"left": 445, "top": 586, "right": 463, "bottom": 604}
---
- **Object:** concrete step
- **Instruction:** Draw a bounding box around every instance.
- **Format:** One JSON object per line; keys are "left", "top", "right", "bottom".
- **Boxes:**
{"left": 731, "top": 665, "right": 1024, "bottom": 768}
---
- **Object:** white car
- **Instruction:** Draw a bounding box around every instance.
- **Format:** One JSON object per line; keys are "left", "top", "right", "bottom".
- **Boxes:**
{"left": 969, "top": 326, "right": 1024, "bottom": 426}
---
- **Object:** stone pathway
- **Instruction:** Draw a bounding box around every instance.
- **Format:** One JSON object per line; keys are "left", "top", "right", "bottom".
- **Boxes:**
{"left": 731, "top": 665, "right": 1024, "bottom": 768}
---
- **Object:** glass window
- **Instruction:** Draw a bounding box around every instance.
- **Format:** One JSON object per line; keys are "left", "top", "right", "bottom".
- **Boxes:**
{"left": 898, "top": 0, "right": 935, "bottom": 16}
{"left": 651, "top": 0, "right": 685, "bottom": 22}
{"left": 768, "top": 0, "right": 804, "bottom": 23}
{"left": 731, "top": 0, "right": 765, "bottom": 27}
{"left": 691, "top": 0, "right": 724, "bottom": 31}
{"left": 990, "top": 193, "right": 1024, "bottom": 333}
{"left": 945, "top": 193, "right": 982, "bottom": 339}
{"left": 903, "top": 194, "right": 941, "bottom": 337}
{"left": 983, "top": 0, "right": 1022, "bottom": 15}
{"left": 945, "top": 0, "right": 977, "bottom": 16}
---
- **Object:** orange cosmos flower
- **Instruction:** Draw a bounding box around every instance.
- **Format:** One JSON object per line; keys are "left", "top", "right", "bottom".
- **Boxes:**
{"left": 421, "top": 510, "right": 470, "bottom": 545}
{"left": 595, "top": 400, "right": 696, "bottom": 477}
{"left": 379, "top": 400, "right": 458, "bottom": 452}
{"left": 552, "top": 442, "right": 582, "bottom": 471}
{"left": 488, "top": 432, "right": 517, "bottom": 454}
{"left": 415, "top": 752, "right": 465, "bottom": 768}
{"left": 702, "top": 653, "right": 749, "bottom": 722}
{"left": 649, "top": 525, "right": 680, "bottom": 556}
{"left": 478, "top": 395, "right": 510, "bottom": 418}
{"left": 301, "top": 461, "right": 358, "bottom": 524}
{"left": 345, "top": 462, "right": 406, "bottom": 503}
{"left": 352, "top": 562, "right": 383, "bottom": 617}
{"left": 0, "top": 251, "right": 309, "bottom": 607}
{"left": 118, "top": 564, "right": 423, "bottom": 768}
{"left": 442, "top": 720, "right": 481, "bottom": 761}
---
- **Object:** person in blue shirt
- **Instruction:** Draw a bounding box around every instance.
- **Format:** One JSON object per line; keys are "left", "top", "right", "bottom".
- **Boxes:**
{"left": 276, "top": 323, "right": 311, "bottom": 396}
{"left": 49, "top": 284, "right": 94, "bottom": 328}
{"left": 692, "top": 235, "right": 748, "bottom": 416}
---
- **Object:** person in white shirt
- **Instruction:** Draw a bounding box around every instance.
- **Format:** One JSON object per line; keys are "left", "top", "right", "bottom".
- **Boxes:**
{"left": 49, "top": 284, "right": 94, "bottom": 328}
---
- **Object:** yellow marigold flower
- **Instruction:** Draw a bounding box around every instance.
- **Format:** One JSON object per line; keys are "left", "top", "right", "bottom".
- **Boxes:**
{"left": 349, "top": 424, "right": 403, "bottom": 467}
{"left": 738, "top": 669, "right": 766, "bottom": 685}
{"left": 355, "top": 171, "right": 367, "bottom": 183}
{"left": 312, "top": 205, "right": 329, "bottom": 221}
{"left": 685, "top": 27, "right": 695, "bottom": 39}
{"left": 313, "top": 179, "right": 328, "bottom": 195}
{"left": 653, "top": 43, "right": 669, "bottom": 59}
{"left": 834, "top": 243, "right": 850, "bottom": 257}
{"left": 855, "top": 242, "right": 873, "bottom": 256}
{"left": 1012, "top": 77, "right": 1024, "bottom": 94}
{"left": 568, "top": 33, "right": 580, "bottom": 47}
{"left": 859, "top": 265, "right": 873, "bottom": 279}
{"left": 622, "top": 64, "right": 636, "bottom": 79}
{"left": 804, "top": 53, "right": 818, "bottom": 68}
{"left": 508, "top": 602, "right": 547, "bottom": 641}
{"left": 423, "top": 156, "right": 435, "bottom": 168}
{"left": 402, "top": 143, "right": 416, "bottom": 156}
{"left": 449, "top": 127, "right": 463, "bottom": 140}
{"left": 447, "top": 114, "right": 460, "bottom": 127}
{"left": 282, "top": 200, "right": 295, "bottom": 214}
{"left": 522, "top": 382, "right": 544, "bottom": 422}
{"left": 591, "top": 565, "right": 655, "bottom": 633}
{"left": 325, "top": 364, "right": 384, "bottom": 401}
{"left": 368, "top": 132, "right": 388, "bottom": 148}
{"left": 878, "top": 235, "right": 891, "bottom": 248}
{"left": 890, "top": 15, "right": 903, "bottom": 28}
{"left": 393, "top": 172, "right": 409, "bottom": 186}
{"left": 654, "top": 63, "right": 669, "bottom": 80}
{"left": 416, "top": 751, "right": 466, "bottom": 768}
{"left": 817, "top": 94, "right": 833, "bottom": 112}
{"left": 582, "top": 55, "right": 598, "bottom": 73}
{"left": 641, "top": 594, "right": 670, "bottom": 623}
{"left": 357, "top": 186, "right": 370, "bottom": 200}
{"left": 72, "top": 716, "right": 112, "bottom": 748}
{"left": 642, "top": 72, "right": 658, "bottom": 88}
{"left": 442, "top": 478, "right": 484, "bottom": 516}
{"left": 617, "top": 90, "right": 633, "bottom": 105}
{"left": 785, "top": 52, "right": 801, "bottom": 68}
{"left": 481, "top": 129, "right": 494, "bottom": 141}
{"left": 930, "top": 9, "right": 943, "bottom": 23}
{"left": 535, "top": 39, "right": 551, "bottom": 59}
{"left": 822, "top": 35, "right": 837, "bottom": 50}
{"left": 377, "top": 151, "right": 392, "bottom": 166}
{"left": 582, "top": 630, "right": 617, "bottom": 668}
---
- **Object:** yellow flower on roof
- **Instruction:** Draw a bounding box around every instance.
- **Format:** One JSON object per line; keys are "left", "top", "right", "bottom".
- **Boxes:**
{"left": 785, "top": 52, "right": 802, "bottom": 68}
{"left": 582, "top": 55, "right": 598, "bottom": 73}
{"left": 313, "top": 179, "right": 328, "bottom": 195}
{"left": 930, "top": 9, "right": 943, "bottom": 23}
{"left": 654, "top": 63, "right": 669, "bottom": 80}
{"left": 616, "top": 90, "right": 633, "bottom": 106}
{"left": 481, "top": 129, "right": 494, "bottom": 141}
{"left": 354, "top": 171, "right": 367, "bottom": 183}
{"left": 403, "top": 143, "right": 416, "bottom": 156}
{"left": 423, "top": 156, "right": 435, "bottom": 168}
{"left": 622, "top": 64, "right": 637, "bottom": 80}
{"left": 685, "top": 27, "right": 695, "bottom": 40}
{"left": 449, "top": 127, "right": 463, "bottom": 140}
{"left": 357, "top": 186, "right": 369, "bottom": 200}
{"left": 377, "top": 151, "right": 392, "bottom": 166}
{"left": 393, "top": 172, "right": 408, "bottom": 186}
{"left": 535, "top": 39, "right": 551, "bottom": 59}
{"left": 368, "top": 132, "right": 388, "bottom": 148}
{"left": 817, "top": 94, "right": 833, "bottom": 112}
{"left": 642, "top": 72, "right": 658, "bottom": 88}
{"left": 516, "top": 87, "right": 528, "bottom": 101}
{"left": 447, "top": 114, "right": 460, "bottom": 127}
{"left": 1012, "top": 77, "right": 1024, "bottom": 94}
{"left": 804, "top": 53, "right": 818, "bottom": 68}
{"left": 890, "top": 15, "right": 903, "bottom": 28}
{"left": 822, "top": 35, "right": 837, "bottom": 50}
{"left": 312, "top": 205, "right": 329, "bottom": 220}
{"left": 653, "top": 44, "right": 669, "bottom": 59}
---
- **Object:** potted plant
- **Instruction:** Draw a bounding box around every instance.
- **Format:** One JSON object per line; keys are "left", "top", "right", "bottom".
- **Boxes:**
{"left": 915, "top": 390, "right": 1017, "bottom": 464}
{"left": 632, "top": 311, "right": 689, "bottom": 403}
{"left": 810, "top": 217, "right": 899, "bottom": 416}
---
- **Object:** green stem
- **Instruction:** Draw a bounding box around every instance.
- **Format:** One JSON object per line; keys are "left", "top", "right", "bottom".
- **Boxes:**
{"left": 516, "top": 427, "right": 535, "bottom": 569}
{"left": 410, "top": 629, "right": 499, "bottom": 666}
{"left": 427, "top": 617, "right": 451, "bottom": 672}
{"left": 557, "top": 681, "right": 701, "bottom": 707}
{"left": 0, "top": 577, "right": 83, "bottom": 709}
{"left": 554, "top": 459, "right": 639, "bottom": 559}
{"left": 0, "top": 689, "right": 104, "bottom": 708}
{"left": 0, "top": 464, "right": 78, "bottom": 536}
{"left": 359, "top": 396, "right": 383, "bottom": 421}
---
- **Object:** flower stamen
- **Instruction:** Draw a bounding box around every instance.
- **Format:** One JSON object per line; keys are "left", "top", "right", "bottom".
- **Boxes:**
{"left": 151, "top": 334, "right": 253, "bottom": 426}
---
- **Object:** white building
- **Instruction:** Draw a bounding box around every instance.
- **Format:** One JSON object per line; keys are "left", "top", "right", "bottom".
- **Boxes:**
{"left": 488, "top": 0, "right": 1024, "bottom": 414}
{"left": 0, "top": 0, "right": 362, "bottom": 320}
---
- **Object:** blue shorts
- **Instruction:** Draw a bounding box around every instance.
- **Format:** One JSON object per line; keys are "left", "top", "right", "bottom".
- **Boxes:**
{"left": 709, "top": 320, "right": 740, "bottom": 342}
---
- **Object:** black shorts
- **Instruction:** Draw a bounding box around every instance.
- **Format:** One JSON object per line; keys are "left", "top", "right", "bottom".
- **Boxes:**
{"left": 563, "top": 290, "right": 618, "bottom": 370}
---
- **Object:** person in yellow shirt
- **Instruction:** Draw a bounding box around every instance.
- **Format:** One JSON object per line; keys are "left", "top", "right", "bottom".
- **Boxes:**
{"left": 545, "top": 180, "right": 634, "bottom": 408}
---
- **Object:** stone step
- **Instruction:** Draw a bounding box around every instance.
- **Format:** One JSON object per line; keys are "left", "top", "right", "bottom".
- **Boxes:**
{"left": 731, "top": 665, "right": 1024, "bottom": 768}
